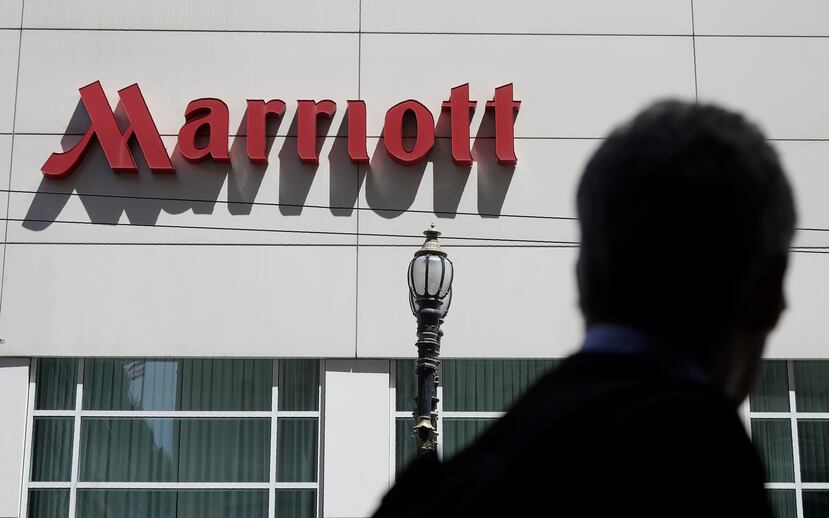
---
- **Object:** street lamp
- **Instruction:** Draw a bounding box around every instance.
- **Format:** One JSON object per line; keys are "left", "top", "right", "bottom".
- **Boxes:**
{"left": 407, "top": 224, "right": 453, "bottom": 456}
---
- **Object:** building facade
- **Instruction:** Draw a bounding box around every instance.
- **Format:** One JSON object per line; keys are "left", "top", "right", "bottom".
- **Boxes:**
{"left": 1, "top": 1, "right": 828, "bottom": 517}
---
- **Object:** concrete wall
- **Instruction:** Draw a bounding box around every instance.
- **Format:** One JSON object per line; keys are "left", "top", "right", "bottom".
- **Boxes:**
{"left": 323, "top": 361, "right": 391, "bottom": 517}
{"left": 0, "top": 1, "right": 827, "bottom": 358}
{"left": 0, "top": 359, "right": 29, "bottom": 518}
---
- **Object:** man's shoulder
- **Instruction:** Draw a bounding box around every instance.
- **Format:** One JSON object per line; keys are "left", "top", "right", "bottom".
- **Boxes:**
{"left": 449, "top": 353, "right": 764, "bottom": 512}
{"left": 486, "top": 352, "right": 747, "bottom": 458}
{"left": 374, "top": 352, "right": 770, "bottom": 518}
{"left": 496, "top": 351, "right": 731, "bottom": 427}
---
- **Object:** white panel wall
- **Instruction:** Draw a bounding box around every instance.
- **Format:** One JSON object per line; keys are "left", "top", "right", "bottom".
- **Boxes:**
{"left": 0, "top": 359, "right": 28, "bottom": 518}
{"left": 0, "top": 0, "right": 23, "bottom": 29}
{"left": 776, "top": 142, "right": 829, "bottom": 232}
{"left": 0, "top": 245, "right": 357, "bottom": 357}
{"left": 0, "top": 29, "right": 19, "bottom": 133}
{"left": 360, "top": 34, "right": 695, "bottom": 138}
{"left": 0, "top": 135, "right": 10, "bottom": 321}
{"left": 768, "top": 252, "right": 829, "bottom": 359}
{"left": 361, "top": 0, "right": 691, "bottom": 34}
{"left": 358, "top": 246, "right": 582, "bottom": 359}
{"left": 15, "top": 30, "right": 359, "bottom": 135}
{"left": 358, "top": 138, "right": 590, "bottom": 246}
{"left": 23, "top": 0, "right": 359, "bottom": 31}
{"left": 694, "top": 0, "right": 829, "bottom": 36}
{"left": 691, "top": 18, "right": 829, "bottom": 357}
{"left": 695, "top": 37, "right": 829, "bottom": 140}
{"left": 323, "top": 361, "right": 391, "bottom": 518}
{"left": 0, "top": 1, "right": 827, "bottom": 360}
{"left": 0, "top": 133, "right": 10, "bottom": 217}
{"left": 8, "top": 135, "right": 359, "bottom": 245}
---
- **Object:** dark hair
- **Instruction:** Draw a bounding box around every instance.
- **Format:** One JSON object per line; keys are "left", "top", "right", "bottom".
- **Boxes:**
{"left": 576, "top": 100, "right": 796, "bottom": 355}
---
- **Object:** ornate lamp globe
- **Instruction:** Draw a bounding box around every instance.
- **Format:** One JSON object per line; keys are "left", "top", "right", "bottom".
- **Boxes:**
{"left": 407, "top": 224, "right": 453, "bottom": 319}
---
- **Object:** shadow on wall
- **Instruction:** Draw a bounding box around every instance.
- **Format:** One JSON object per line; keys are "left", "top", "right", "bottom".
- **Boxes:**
{"left": 23, "top": 101, "right": 516, "bottom": 230}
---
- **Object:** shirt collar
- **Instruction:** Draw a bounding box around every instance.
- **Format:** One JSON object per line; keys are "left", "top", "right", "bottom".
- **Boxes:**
{"left": 581, "top": 324, "right": 707, "bottom": 384}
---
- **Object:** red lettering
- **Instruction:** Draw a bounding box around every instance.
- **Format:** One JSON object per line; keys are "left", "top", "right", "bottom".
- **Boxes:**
{"left": 347, "top": 100, "right": 369, "bottom": 164}
{"left": 485, "top": 84, "right": 521, "bottom": 165}
{"left": 441, "top": 83, "right": 477, "bottom": 166}
{"left": 383, "top": 100, "right": 435, "bottom": 166}
{"left": 45, "top": 82, "right": 522, "bottom": 177}
{"left": 177, "top": 98, "right": 230, "bottom": 163}
{"left": 41, "top": 81, "right": 173, "bottom": 178}
{"left": 246, "top": 99, "right": 286, "bottom": 164}
{"left": 297, "top": 99, "right": 336, "bottom": 164}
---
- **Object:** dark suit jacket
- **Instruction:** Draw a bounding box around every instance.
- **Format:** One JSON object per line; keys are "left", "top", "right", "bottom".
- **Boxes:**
{"left": 374, "top": 351, "right": 772, "bottom": 517}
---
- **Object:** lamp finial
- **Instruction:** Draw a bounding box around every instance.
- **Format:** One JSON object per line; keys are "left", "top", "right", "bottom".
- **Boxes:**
{"left": 418, "top": 224, "right": 444, "bottom": 255}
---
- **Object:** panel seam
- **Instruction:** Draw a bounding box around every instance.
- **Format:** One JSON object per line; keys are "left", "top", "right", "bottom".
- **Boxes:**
{"left": 690, "top": 0, "right": 699, "bottom": 101}
{"left": 355, "top": 0, "right": 362, "bottom": 359}
{"left": 9, "top": 28, "right": 829, "bottom": 38}
{"left": 12, "top": 133, "right": 829, "bottom": 141}
{"left": 0, "top": 0, "right": 25, "bottom": 333}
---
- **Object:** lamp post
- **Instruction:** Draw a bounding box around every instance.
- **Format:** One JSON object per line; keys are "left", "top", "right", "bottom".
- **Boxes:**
{"left": 407, "top": 224, "right": 454, "bottom": 456}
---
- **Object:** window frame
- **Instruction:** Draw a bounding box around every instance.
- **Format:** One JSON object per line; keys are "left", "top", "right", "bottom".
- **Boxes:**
{"left": 749, "top": 360, "right": 829, "bottom": 518}
{"left": 19, "top": 358, "right": 325, "bottom": 518}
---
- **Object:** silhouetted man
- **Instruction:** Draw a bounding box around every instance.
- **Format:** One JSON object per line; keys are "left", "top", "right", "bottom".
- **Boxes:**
{"left": 373, "top": 100, "right": 796, "bottom": 517}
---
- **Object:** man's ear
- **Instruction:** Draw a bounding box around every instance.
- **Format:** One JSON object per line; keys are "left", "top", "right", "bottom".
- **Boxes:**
{"left": 746, "top": 255, "right": 789, "bottom": 332}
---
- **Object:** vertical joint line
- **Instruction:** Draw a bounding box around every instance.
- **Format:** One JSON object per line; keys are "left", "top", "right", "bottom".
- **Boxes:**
{"left": 355, "top": 0, "right": 363, "bottom": 359}
{"left": 1, "top": 2, "right": 27, "bottom": 316}
{"left": 788, "top": 361, "right": 804, "bottom": 518}
{"left": 436, "top": 362, "right": 444, "bottom": 460}
{"left": 67, "top": 358, "right": 85, "bottom": 518}
{"left": 354, "top": 210, "right": 360, "bottom": 359}
{"left": 316, "top": 360, "right": 326, "bottom": 518}
{"left": 690, "top": 0, "right": 699, "bottom": 101}
{"left": 18, "top": 358, "right": 38, "bottom": 518}
{"left": 269, "top": 360, "right": 278, "bottom": 518}
{"left": 389, "top": 360, "right": 396, "bottom": 486}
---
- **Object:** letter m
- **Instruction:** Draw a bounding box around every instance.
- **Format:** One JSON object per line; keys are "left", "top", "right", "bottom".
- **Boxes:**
{"left": 41, "top": 81, "right": 174, "bottom": 178}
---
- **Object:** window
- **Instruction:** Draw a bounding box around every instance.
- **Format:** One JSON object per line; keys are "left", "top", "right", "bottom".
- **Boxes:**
{"left": 392, "top": 359, "right": 556, "bottom": 475}
{"left": 22, "top": 358, "right": 322, "bottom": 518}
{"left": 750, "top": 360, "right": 829, "bottom": 518}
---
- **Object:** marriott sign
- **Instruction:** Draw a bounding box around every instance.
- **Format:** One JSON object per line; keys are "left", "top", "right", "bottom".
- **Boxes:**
{"left": 42, "top": 82, "right": 521, "bottom": 179}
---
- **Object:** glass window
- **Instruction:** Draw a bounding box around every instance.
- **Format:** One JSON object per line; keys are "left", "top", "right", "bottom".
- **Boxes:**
{"left": 27, "top": 489, "right": 69, "bottom": 518}
{"left": 767, "top": 490, "right": 797, "bottom": 518}
{"left": 75, "top": 490, "right": 269, "bottom": 518}
{"left": 395, "top": 418, "right": 415, "bottom": 476}
{"left": 277, "top": 418, "right": 318, "bottom": 482}
{"left": 36, "top": 359, "right": 77, "bottom": 410}
{"left": 83, "top": 358, "right": 272, "bottom": 411}
{"left": 276, "top": 490, "right": 317, "bottom": 518}
{"left": 79, "top": 419, "right": 270, "bottom": 482}
{"left": 75, "top": 490, "right": 177, "bottom": 518}
{"left": 802, "top": 491, "right": 829, "bottom": 518}
{"left": 798, "top": 420, "right": 829, "bottom": 483}
{"left": 278, "top": 360, "right": 320, "bottom": 411}
{"left": 794, "top": 361, "right": 829, "bottom": 413}
{"left": 395, "top": 360, "right": 417, "bottom": 412}
{"left": 750, "top": 360, "right": 790, "bottom": 412}
{"left": 751, "top": 419, "right": 794, "bottom": 483}
{"left": 443, "top": 418, "right": 493, "bottom": 460}
{"left": 442, "top": 359, "right": 555, "bottom": 412}
{"left": 31, "top": 418, "right": 74, "bottom": 482}
{"left": 26, "top": 359, "right": 320, "bottom": 518}
{"left": 749, "top": 360, "right": 829, "bottom": 518}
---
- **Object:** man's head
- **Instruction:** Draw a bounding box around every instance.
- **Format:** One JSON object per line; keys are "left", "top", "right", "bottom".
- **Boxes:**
{"left": 576, "top": 100, "right": 796, "bottom": 401}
